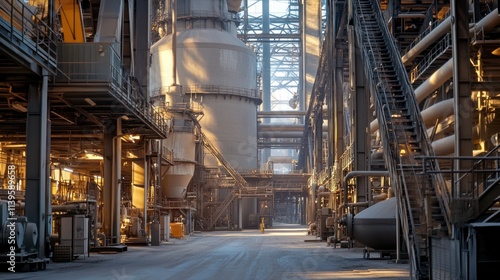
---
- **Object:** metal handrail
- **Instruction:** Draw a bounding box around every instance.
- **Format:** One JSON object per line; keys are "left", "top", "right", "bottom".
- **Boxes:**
{"left": 409, "top": 33, "right": 452, "bottom": 83}
{"left": 55, "top": 43, "right": 168, "bottom": 136}
{"left": 403, "top": 8, "right": 451, "bottom": 56}
{"left": 0, "top": 0, "right": 58, "bottom": 73}
{"left": 151, "top": 85, "right": 261, "bottom": 100}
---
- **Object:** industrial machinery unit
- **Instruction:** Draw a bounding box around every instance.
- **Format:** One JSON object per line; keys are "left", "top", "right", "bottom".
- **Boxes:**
{"left": 0, "top": 201, "right": 46, "bottom": 271}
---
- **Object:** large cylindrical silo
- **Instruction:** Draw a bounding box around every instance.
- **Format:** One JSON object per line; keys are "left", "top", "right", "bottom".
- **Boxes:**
{"left": 149, "top": 0, "right": 260, "bottom": 226}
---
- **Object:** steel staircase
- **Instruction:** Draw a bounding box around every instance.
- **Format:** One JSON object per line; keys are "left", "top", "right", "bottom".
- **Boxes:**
{"left": 199, "top": 130, "right": 248, "bottom": 229}
{"left": 352, "top": 0, "right": 451, "bottom": 279}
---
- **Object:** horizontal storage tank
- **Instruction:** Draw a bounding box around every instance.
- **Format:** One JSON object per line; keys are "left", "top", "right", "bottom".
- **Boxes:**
{"left": 353, "top": 197, "right": 397, "bottom": 251}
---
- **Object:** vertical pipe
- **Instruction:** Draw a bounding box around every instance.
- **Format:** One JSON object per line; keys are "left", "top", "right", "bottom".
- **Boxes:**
{"left": 310, "top": 182, "right": 316, "bottom": 224}
{"left": 171, "top": 0, "right": 177, "bottom": 85}
{"left": 103, "top": 124, "right": 113, "bottom": 244}
{"left": 396, "top": 194, "right": 401, "bottom": 262}
{"left": 261, "top": 0, "right": 271, "bottom": 166}
{"left": 239, "top": 199, "right": 242, "bottom": 230}
{"left": 143, "top": 141, "right": 149, "bottom": 234}
{"left": 243, "top": 0, "right": 248, "bottom": 39}
{"left": 156, "top": 140, "right": 162, "bottom": 221}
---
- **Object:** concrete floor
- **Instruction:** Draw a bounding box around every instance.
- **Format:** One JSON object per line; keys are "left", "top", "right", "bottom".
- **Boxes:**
{"left": 3, "top": 223, "right": 409, "bottom": 279}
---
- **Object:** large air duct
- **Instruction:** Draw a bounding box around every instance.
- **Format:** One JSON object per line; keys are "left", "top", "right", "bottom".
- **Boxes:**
{"left": 420, "top": 99, "right": 454, "bottom": 128}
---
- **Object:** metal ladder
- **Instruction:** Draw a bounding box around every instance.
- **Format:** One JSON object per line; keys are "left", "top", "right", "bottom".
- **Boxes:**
{"left": 352, "top": 0, "right": 451, "bottom": 279}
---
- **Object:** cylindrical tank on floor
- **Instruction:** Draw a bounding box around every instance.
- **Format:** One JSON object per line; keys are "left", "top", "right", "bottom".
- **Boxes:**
{"left": 352, "top": 197, "right": 397, "bottom": 250}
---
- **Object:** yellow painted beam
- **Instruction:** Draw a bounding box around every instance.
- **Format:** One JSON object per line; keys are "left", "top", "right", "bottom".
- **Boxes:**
{"left": 56, "top": 0, "right": 85, "bottom": 42}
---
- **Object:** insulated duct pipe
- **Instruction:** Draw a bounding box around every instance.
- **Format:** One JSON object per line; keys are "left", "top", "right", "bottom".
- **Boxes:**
{"left": 257, "top": 111, "right": 306, "bottom": 117}
{"left": 431, "top": 128, "right": 483, "bottom": 156}
{"left": 343, "top": 171, "right": 390, "bottom": 210}
{"left": 258, "top": 131, "right": 328, "bottom": 138}
{"left": 401, "top": 17, "right": 452, "bottom": 65}
{"left": 258, "top": 124, "right": 328, "bottom": 131}
{"left": 402, "top": 8, "right": 500, "bottom": 65}
{"left": 420, "top": 99, "right": 454, "bottom": 127}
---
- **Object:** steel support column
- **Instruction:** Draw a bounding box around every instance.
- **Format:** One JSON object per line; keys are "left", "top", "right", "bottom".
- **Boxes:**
{"left": 103, "top": 122, "right": 113, "bottom": 243}
{"left": 451, "top": 1, "right": 473, "bottom": 196}
{"left": 334, "top": 43, "right": 344, "bottom": 183}
{"left": 103, "top": 118, "right": 122, "bottom": 244}
{"left": 314, "top": 112, "right": 323, "bottom": 174}
{"left": 302, "top": 0, "right": 322, "bottom": 110}
{"left": 135, "top": 0, "right": 150, "bottom": 96}
{"left": 352, "top": 30, "right": 369, "bottom": 209}
{"left": 112, "top": 119, "right": 123, "bottom": 244}
{"left": 25, "top": 76, "right": 50, "bottom": 258}
{"left": 326, "top": 0, "right": 334, "bottom": 170}
{"left": 143, "top": 142, "right": 149, "bottom": 234}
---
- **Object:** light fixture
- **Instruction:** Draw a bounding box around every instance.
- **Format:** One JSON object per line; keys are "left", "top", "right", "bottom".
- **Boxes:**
{"left": 121, "top": 134, "right": 140, "bottom": 143}
{"left": 492, "top": 47, "right": 500, "bottom": 56}
{"left": 84, "top": 98, "right": 96, "bottom": 106}
{"left": 122, "top": 115, "right": 130, "bottom": 120}
{"left": 491, "top": 133, "right": 500, "bottom": 146}
{"left": 1, "top": 143, "right": 26, "bottom": 148}
{"left": 12, "top": 102, "right": 27, "bottom": 112}
{"left": 51, "top": 111, "right": 75, "bottom": 125}
{"left": 127, "top": 151, "right": 138, "bottom": 158}
{"left": 84, "top": 151, "right": 103, "bottom": 160}
{"left": 63, "top": 167, "right": 74, "bottom": 173}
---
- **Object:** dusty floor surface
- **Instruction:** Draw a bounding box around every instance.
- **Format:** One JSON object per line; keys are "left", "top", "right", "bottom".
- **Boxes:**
{"left": 2, "top": 223, "right": 409, "bottom": 280}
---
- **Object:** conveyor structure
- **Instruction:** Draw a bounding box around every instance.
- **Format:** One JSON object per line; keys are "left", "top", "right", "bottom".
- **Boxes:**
{"left": 351, "top": 1, "right": 450, "bottom": 277}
